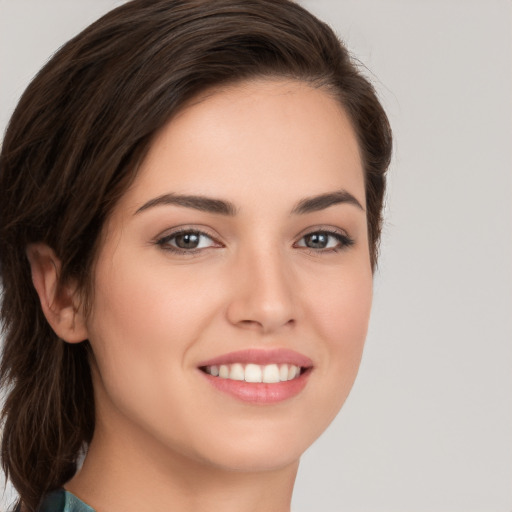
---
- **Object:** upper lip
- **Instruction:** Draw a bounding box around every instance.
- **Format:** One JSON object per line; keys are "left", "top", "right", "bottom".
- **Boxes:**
{"left": 197, "top": 348, "right": 313, "bottom": 368}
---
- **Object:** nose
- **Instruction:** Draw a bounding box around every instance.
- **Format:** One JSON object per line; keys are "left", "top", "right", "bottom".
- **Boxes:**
{"left": 226, "top": 247, "right": 297, "bottom": 335}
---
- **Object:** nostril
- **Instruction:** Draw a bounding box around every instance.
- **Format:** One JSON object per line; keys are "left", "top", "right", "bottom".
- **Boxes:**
{"left": 237, "top": 319, "right": 263, "bottom": 329}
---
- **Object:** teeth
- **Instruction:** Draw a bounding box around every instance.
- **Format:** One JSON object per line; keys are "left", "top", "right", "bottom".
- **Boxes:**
{"left": 229, "top": 363, "right": 245, "bottom": 381}
{"left": 279, "top": 364, "right": 288, "bottom": 381}
{"left": 204, "top": 363, "right": 302, "bottom": 383}
{"left": 245, "top": 364, "right": 262, "bottom": 383}
{"left": 262, "top": 364, "right": 280, "bottom": 383}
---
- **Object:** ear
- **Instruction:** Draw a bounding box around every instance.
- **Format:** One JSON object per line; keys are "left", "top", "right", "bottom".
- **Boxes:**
{"left": 26, "top": 243, "right": 88, "bottom": 343}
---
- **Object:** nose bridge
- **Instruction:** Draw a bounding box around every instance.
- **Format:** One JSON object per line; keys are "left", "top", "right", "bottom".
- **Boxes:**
{"left": 227, "top": 236, "right": 297, "bottom": 333}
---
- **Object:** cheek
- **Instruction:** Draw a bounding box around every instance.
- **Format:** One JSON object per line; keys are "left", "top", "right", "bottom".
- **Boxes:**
{"left": 85, "top": 254, "right": 232, "bottom": 415}
{"left": 308, "top": 260, "right": 373, "bottom": 353}
{"left": 88, "top": 258, "right": 216, "bottom": 352}
{"left": 84, "top": 260, "right": 222, "bottom": 439}
{"left": 304, "top": 263, "right": 373, "bottom": 418}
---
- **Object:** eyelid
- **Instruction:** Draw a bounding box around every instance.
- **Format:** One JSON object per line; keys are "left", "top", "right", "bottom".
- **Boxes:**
{"left": 154, "top": 225, "right": 223, "bottom": 254}
{"left": 152, "top": 224, "right": 354, "bottom": 255}
{"left": 294, "top": 225, "right": 351, "bottom": 240}
{"left": 293, "top": 226, "right": 355, "bottom": 251}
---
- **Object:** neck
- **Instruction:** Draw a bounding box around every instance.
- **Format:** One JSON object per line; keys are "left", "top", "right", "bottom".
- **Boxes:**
{"left": 65, "top": 413, "right": 298, "bottom": 512}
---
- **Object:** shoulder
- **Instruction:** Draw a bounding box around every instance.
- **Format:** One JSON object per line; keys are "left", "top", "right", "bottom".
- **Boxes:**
{"left": 38, "top": 489, "right": 95, "bottom": 512}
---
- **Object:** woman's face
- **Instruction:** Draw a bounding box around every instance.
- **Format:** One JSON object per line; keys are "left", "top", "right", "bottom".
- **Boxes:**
{"left": 85, "top": 79, "right": 372, "bottom": 472}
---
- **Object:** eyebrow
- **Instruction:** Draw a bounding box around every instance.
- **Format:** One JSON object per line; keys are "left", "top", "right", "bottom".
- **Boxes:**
{"left": 135, "top": 193, "right": 238, "bottom": 215}
{"left": 134, "top": 189, "right": 364, "bottom": 216}
{"left": 291, "top": 190, "right": 364, "bottom": 214}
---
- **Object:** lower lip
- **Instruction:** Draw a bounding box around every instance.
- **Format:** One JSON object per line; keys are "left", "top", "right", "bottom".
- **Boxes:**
{"left": 200, "top": 369, "right": 311, "bottom": 404}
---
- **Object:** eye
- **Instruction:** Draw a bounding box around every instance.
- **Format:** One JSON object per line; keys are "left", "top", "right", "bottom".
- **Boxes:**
{"left": 156, "top": 229, "right": 219, "bottom": 253}
{"left": 295, "top": 230, "right": 354, "bottom": 252}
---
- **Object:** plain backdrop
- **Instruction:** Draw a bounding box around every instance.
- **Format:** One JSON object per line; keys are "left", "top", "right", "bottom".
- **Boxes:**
{"left": 1, "top": 1, "right": 511, "bottom": 511}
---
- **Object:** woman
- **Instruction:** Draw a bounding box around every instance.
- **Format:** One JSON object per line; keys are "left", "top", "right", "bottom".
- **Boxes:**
{"left": 0, "top": 1, "right": 392, "bottom": 511}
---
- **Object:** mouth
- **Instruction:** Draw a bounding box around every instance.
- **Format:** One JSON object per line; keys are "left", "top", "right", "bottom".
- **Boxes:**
{"left": 199, "top": 363, "right": 306, "bottom": 383}
{"left": 197, "top": 349, "right": 313, "bottom": 403}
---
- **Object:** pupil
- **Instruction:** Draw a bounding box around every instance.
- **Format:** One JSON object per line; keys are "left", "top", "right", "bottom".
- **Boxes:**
{"left": 176, "top": 233, "right": 199, "bottom": 249}
{"left": 306, "top": 233, "right": 327, "bottom": 248}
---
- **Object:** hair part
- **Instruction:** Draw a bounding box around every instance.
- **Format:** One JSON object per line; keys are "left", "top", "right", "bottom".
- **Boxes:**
{"left": 0, "top": 1, "right": 391, "bottom": 510}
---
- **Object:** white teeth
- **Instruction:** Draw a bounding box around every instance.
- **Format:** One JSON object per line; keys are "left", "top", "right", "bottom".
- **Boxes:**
{"left": 279, "top": 364, "right": 288, "bottom": 381}
{"left": 245, "top": 364, "right": 262, "bottom": 383}
{"left": 229, "top": 363, "right": 245, "bottom": 381}
{"left": 204, "top": 363, "right": 303, "bottom": 383}
{"left": 262, "top": 364, "right": 280, "bottom": 383}
{"left": 219, "top": 365, "right": 229, "bottom": 379}
{"left": 288, "top": 365, "right": 298, "bottom": 380}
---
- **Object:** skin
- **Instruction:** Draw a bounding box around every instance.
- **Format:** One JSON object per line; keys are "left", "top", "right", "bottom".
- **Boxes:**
{"left": 29, "top": 79, "right": 372, "bottom": 512}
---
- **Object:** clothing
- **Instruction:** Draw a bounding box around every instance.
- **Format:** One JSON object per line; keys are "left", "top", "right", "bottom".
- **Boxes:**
{"left": 38, "top": 489, "right": 94, "bottom": 512}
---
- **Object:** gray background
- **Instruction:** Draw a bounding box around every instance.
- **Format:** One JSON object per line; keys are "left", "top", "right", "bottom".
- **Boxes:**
{"left": 1, "top": 1, "right": 511, "bottom": 511}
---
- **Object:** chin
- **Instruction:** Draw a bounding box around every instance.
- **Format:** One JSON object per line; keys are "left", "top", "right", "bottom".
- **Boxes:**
{"left": 190, "top": 434, "right": 305, "bottom": 473}
{"left": 178, "top": 405, "right": 342, "bottom": 474}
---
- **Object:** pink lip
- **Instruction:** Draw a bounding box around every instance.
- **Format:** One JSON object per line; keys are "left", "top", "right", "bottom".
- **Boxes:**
{"left": 197, "top": 349, "right": 313, "bottom": 404}
{"left": 197, "top": 348, "right": 313, "bottom": 368}
{"left": 200, "top": 370, "right": 311, "bottom": 404}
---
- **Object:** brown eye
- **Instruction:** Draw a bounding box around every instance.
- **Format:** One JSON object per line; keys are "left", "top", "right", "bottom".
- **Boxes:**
{"left": 296, "top": 230, "right": 354, "bottom": 251}
{"left": 157, "top": 230, "right": 218, "bottom": 252}
{"left": 303, "top": 232, "right": 330, "bottom": 249}
{"left": 174, "top": 232, "right": 201, "bottom": 249}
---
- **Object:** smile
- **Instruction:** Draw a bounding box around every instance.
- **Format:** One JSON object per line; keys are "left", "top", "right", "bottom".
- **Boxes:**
{"left": 198, "top": 349, "right": 313, "bottom": 403}
{"left": 201, "top": 363, "right": 303, "bottom": 383}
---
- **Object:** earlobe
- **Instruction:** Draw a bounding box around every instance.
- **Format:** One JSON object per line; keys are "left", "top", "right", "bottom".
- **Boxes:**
{"left": 26, "top": 243, "right": 88, "bottom": 343}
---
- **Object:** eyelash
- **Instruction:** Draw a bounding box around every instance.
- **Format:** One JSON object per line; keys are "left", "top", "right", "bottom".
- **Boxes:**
{"left": 155, "top": 228, "right": 220, "bottom": 255}
{"left": 294, "top": 229, "right": 355, "bottom": 253}
{"left": 155, "top": 228, "right": 355, "bottom": 255}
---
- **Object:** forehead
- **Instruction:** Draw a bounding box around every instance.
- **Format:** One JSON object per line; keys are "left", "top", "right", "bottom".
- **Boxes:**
{"left": 121, "top": 79, "right": 364, "bottom": 213}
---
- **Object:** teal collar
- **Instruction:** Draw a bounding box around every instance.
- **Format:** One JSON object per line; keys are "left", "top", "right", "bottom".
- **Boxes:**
{"left": 39, "top": 489, "right": 95, "bottom": 512}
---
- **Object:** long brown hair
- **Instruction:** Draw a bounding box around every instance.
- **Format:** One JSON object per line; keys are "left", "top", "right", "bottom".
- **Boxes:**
{"left": 0, "top": 1, "right": 392, "bottom": 510}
